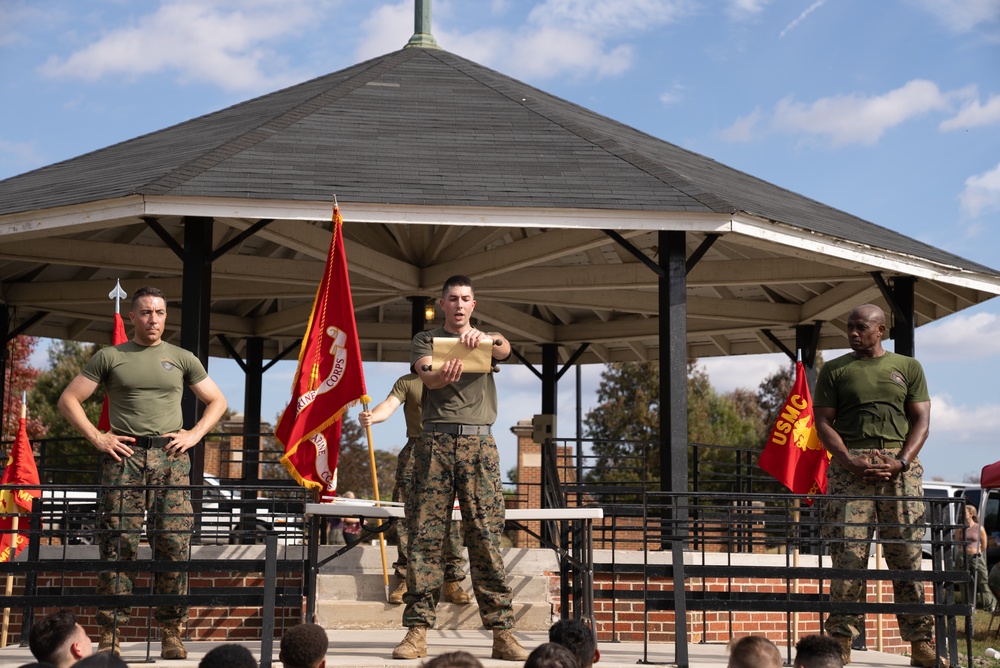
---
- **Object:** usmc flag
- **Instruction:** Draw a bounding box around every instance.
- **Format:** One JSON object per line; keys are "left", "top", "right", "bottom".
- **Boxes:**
{"left": 758, "top": 361, "right": 829, "bottom": 504}
{"left": 277, "top": 205, "right": 369, "bottom": 494}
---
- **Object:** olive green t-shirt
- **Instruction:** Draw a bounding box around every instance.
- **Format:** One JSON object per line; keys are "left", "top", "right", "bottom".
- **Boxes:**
{"left": 813, "top": 351, "right": 930, "bottom": 443}
{"left": 82, "top": 340, "right": 208, "bottom": 436}
{"left": 388, "top": 373, "right": 424, "bottom": 439}
{"left": 410, "top": 327, "right": 505, "bottom": 426}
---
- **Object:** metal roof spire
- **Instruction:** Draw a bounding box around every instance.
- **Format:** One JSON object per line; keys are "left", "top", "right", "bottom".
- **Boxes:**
{"left": 405, "top": 0, "right": 440, "bottom": 49}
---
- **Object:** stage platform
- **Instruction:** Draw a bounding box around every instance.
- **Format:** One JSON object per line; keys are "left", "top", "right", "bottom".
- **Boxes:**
{"left": 0, "top": 629, "right": 913, "bottom": 668}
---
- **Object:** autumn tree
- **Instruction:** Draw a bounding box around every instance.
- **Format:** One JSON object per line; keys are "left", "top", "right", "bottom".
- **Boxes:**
{"left": 1, "top": 335, "right": 44, "bottom": 440}
{"left": 27, "top": 341, "right": 105, "bottom": 482}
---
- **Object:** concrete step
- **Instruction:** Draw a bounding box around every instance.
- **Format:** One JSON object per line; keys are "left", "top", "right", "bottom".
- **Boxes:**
{"left": 318, "top": 574, "right": 551, "bottom": 603}
{"left": 312, "top": 545, "right": 560, "bottom": 631}
{"left": 315, "top": 599, "right": 555, "bottom": 630}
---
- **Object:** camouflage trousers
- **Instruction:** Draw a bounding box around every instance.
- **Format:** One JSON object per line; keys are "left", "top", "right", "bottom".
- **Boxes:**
{"left": 822, "top": 451, "right": 933, "bottom": 641}
{"left": 393, "top": 438, "right": 467, "bottom": 582}
{"left": 97, "top": 447, "right": 193, "bottom": 628}
{"left": 402, "top": 432, "right": 512, "bottom": 630}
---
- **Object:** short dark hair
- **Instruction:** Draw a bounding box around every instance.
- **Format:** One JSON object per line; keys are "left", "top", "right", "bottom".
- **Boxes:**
{"left": 794, "top": 634, "right": 844, "bottom": 668}
{"left": 441, "top": 275, "right": 474, "bottom": 297}
{"left": 131, "top": 286, "right": 166, "bottom": 309}
{"left": 279, "top": 623, "right": 329, "bottom": 668}
{"left": 525, "top": 643, "right": 579, "bottom": 668}
{"left": 200, "top": 643, "right": 258, "bottom": 668}
{"left": 28, "top": 610, "right": 80, "bottom": 664}
{"left": 549, "top": 619, "right": 597, "bottom": 668}
{"left": 421, "top": 650, "right": 484, "bottom": 668}
{"left": 728, "top": 635, "right": 782, "bottom": 668}
{"left": 73, "top": 654, "right": 129, "bottom": 668}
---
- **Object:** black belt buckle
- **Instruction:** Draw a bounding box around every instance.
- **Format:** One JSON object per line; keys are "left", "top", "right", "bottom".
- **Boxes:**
{"left": 131, "top": 435, "right": 169, "bottom": 448}
{"left": 429, "top": 424, "right": 490, "bottom": 436}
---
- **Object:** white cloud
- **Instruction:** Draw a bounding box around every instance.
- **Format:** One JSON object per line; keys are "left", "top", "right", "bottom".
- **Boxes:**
{"left": 356, "top": 1, "right": 413, "bottom": 60}
{"left": 917, "top": 311, "right": 1000, "bottom": 361}
{"left": 724, "top": 80, "right": 952, "bottom": 146}
{"left": 39, "top": 0, "right": 325, "bottom": 92}
{"left": 721, "top": 108, "right": 763, "bottom": 142}
{"left": 772, "top": 79, "right": 951, "bottom": 146}
{"left": 959, "top": 162, "right": 1000, "bottom": 217}
{"left": 779, "top": 0, "right": 827, "bottom": 38}
{"left": 659, "top": 84, "right": 686, "bottom": 107}
{"left": 726, "top": 0, "right": 772, "bottom": 20}
{"left": 927, "top": 393, "right": 1000, "bottom": 445}
{"left": 941, "top": 92, "right": 1000, "bottom": 130}
{"left": 699, "top": 353, "right": 789, "bottom": 394}
{"left": 0, "top": 137, "right": 46, "bottom": 172}
{"left": 909, "top": 0, "right": 1000, "bottom": 33}
{"left": 526, "top": 0, "right": 695, "bottom": 37}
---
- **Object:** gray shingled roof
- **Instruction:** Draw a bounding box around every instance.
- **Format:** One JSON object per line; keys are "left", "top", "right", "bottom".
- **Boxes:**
{"left": 0, "top": 46, "right": 997, "bottom": 363}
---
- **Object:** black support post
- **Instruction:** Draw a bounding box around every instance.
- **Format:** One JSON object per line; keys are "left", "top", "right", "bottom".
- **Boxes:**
{"left": 659, "top": 230, "right": 689, "bottom": 668}
{"left": 892, "top": 277, "right": 916, "bottom": 357}
{"left": 181, "top": 216, "right": 214, "bottom": 487}
{"left": 244, "top": 337, "right": 264, "bottom": 483}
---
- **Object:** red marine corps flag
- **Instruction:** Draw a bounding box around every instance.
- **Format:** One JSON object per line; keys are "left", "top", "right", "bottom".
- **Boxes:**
{"left": 276, "top": 204, "right": 369, "bottom": 495}
{"left": 0, "top": 398, "right": 41, "bottom": 562}
{"left": 757, "top": 361, "right": 830, "bottom": 504}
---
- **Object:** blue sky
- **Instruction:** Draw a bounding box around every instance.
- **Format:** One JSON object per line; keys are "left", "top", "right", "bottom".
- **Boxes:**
{"left": 2, "top": 0, "right": 1000, "bottom": 483}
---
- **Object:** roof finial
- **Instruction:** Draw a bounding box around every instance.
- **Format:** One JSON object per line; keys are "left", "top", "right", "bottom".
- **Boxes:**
{"left": 406, "top": 0, "right": 440, "bottom": 49}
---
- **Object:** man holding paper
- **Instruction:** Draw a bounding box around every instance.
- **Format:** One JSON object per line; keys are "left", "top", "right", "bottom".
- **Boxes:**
{"left": 392, "top": 275, "right": 527, "bottom": 662}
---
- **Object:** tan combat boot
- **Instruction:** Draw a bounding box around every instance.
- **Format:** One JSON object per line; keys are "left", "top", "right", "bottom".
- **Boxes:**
{"left": 910, "top": 640, "right": 949, "bottom": 668}
{"left": 97, "top": 627, "right": 121, "bottom": 656}
{"left": 442, "top": 581, "right": 470, "bottom": 605}
{"left": 389, "top": 577, "right": 407, "bottom": 605}
{"left": 492, "top": 629, "right": 528, "bottom": 661}
{"left": 160, "top": 623, "right": 188, "bottom": 660}
{"left": 393, "top": 626, "right": 428, "bottom": 659}
{"left": 835, "top": 635, "right": 851, "bottom": 665}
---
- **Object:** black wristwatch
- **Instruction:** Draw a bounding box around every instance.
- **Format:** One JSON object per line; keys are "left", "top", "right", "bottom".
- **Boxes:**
{"left": 896, "top": 455, "right": 910, "bottom": 473}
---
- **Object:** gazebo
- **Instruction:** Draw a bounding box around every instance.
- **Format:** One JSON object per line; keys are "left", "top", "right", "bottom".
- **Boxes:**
{"left": 1, "top": 6, "right": 998, "bottom": 492}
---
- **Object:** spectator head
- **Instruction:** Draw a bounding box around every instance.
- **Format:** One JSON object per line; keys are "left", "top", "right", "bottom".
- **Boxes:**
{"left": 73, "top": 654, "right": 129, "bottom": 668}
{"left": 200, "top": 643, "right": 258, "bottom": 668}
{"left": 421, "top": 651, "right": 484, "bottom": 668}
{"left": 728, "top": 635, "right": 782, "bottom": 668}
{"left": 793, "top": 634, "right": 844, "bottom": 668}
{"left": 28, "top": 610, "right": 92, "bottom": 668}
{"left": 279, "top": 623, "right": 329, "bottom": 668}
{"left": 525, "top": 643, "right": 579, "bottom": 668}
{"left": 548, "top": 619, "right": 599, "bottom": 668}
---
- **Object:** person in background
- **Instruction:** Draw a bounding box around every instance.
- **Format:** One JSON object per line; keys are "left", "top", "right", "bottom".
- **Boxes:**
{"left": 548, "top": 619, "right": 599, "bottom": 668}
{"left": 793, "top": 634, "right": 844, "bottom": 668}
{"left": 955, "top": 503, "right": 997, "bottom": 612}
{"left": 359, "top": 373, "right": 469, "bottom": 605}
{"left": 279, "top": 622, "right": 329, "bottom": 668}
{"left": 727, "top": 636, "right": 782, "bottom": 668}
{"left": 28, "top": 610, "right": 93, "bottom": 668}
{"left": 340, "top": 491, "right": 362, "bottom": 547}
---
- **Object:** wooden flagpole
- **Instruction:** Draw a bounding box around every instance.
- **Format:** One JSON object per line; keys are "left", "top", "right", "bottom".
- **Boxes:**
{"left": 0, "top": 397, "right": 26, "bottom": 648}
{"left": 362, "top": 401, "right": 391, "bottom": 601}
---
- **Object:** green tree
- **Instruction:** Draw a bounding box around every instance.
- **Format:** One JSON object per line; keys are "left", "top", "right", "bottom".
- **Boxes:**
{"left": 335, "top": 417, "right": 398, "bottom": 500}
{"left": 28, "top": 341, "right": 103, "bottom": 440}
{"left": 585, "top": 361, "right": 767, "bottom": 491}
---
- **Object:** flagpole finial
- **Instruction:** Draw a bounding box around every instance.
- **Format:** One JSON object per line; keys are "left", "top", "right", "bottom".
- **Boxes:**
{"left": 108, "top": 279, "right": 128, "bottom": 315}
{"left": 405, "top": 0, "right": 440, "bottom": 49}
